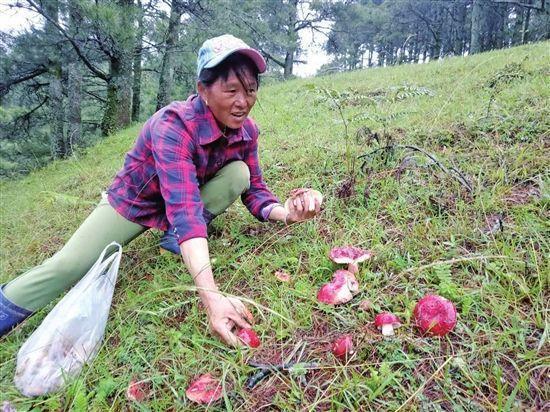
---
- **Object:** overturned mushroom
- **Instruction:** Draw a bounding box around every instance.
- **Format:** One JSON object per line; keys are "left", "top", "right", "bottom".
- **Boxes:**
{"left": 331, "top": 335, "right": 354, "bottom": 361}
{"left": 185, "top": 374, "right": 223, "bottom": 405}
{"left": 317, "top": 270, "right": 359, "bottom": 305}
{"left": 329, "top": 246, "right": 373, "bottom": 274}
{"left": 126, "top": 379, "right": 150, "bottom": 403}
{"left": 413, "top": 294, "right": 457, "bottom": 336}
{"left": 236, "top": 328, "right": 261, "bottom": 348}
{"left": 374, "top": 312, "right": 401, "bottom": 336}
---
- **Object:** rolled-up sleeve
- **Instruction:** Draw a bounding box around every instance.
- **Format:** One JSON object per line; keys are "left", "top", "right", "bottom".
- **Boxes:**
{"left": 150, "top": 111, "right": 207, "bottom": 243}
{"left": 241, "top": 129, "right": 280, "bottom": 221}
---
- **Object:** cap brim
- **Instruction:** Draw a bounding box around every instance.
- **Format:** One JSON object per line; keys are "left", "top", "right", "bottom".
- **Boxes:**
{"left": 203, "top": 47, "right": 267, "bottom": 74}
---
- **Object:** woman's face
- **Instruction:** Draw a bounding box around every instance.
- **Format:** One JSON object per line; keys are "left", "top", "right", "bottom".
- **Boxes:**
{"left": 198, "top": 68, "right": 258, "bottom": 130}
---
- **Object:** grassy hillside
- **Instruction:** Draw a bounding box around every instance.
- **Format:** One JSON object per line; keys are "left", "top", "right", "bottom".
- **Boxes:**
{"left": 1, "top": 42, "right": 548, "bottom": 410}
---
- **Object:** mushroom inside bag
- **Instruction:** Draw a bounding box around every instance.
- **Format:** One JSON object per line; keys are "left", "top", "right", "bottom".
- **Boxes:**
{"left": 14, "top": 242, "right": 123, "bottom": 398}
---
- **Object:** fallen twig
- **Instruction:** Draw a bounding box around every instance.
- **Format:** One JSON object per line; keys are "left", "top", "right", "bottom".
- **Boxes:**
{"left": 358, "top": 144, "right": 473, "bottom": 192}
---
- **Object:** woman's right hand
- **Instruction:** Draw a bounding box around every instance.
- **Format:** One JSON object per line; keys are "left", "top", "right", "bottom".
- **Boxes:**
{"left": 204, "top": 295, "right": 254, "bottom": 347}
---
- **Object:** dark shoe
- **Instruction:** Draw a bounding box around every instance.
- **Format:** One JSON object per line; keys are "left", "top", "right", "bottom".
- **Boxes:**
{"left": 0, "top": 285, "right": 33, "bottom": 337}
{"left": 159, "top": 210, "right": 216, "bottom": 255}
{"left": 159, "top": 230, "right": 181, "bottom": 255}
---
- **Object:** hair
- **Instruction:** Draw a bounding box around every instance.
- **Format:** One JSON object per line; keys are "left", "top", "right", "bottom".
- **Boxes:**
{"left": 198, "top": 53, "right": 260, "bottom": 91}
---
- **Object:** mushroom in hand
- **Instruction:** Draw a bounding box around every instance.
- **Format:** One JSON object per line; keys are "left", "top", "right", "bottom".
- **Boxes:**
{"left": 413, "top": 294, "right": 457, "bottom": 336}
{"left": 236, "top": 328, "right": 261, "bottom": 348}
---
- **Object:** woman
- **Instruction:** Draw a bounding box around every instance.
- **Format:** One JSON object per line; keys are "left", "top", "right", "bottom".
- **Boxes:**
{"left": 0, "top": 34, "right": 323, "bottom": 346}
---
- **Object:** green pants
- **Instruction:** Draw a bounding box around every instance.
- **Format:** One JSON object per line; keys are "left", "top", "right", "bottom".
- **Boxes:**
{"left": 4, "top": 161, "right": 250, "bottom": 311}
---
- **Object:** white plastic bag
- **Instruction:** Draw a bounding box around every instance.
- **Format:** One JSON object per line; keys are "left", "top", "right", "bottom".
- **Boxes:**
{"left": 14, "top": 242, "right": 123, "bottom": 397}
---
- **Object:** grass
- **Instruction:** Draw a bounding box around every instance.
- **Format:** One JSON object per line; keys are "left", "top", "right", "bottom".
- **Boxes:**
{"left": 1, "top": 41, "right": 549, "bottom": 411}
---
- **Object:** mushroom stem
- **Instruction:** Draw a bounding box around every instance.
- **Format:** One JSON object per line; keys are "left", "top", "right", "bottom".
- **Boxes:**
{"left": 347, "top": 262, "right": 359, "bottom": 274}
{"left": 381, "top": 324, "right": 395, "bottom": 336}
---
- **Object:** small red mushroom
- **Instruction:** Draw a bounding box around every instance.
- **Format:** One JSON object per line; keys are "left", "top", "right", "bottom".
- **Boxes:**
{"left": 329, "top": 246, "right": 373, "bottom": 274}
{"left": 413, "top": 294, "right": 457, "bottom": 336}
{"left": 317, "top": 270, "right": 359, "bottom": 305}
{"left": 126, "top": 379, "right": 150, "bottom": 402}
{"left": 185, "top": 373, "right": 223, "bottom": 405}
{"left": 236, "top": 328, "right": 261, "bottom": 348}
{"left": 374, "top": 312, "right": 401, "bottom": 336}
{"left": 274, "top": 269, "right": 291, "bottom": 282}
{"left": 331, "top": 335, "right": 354, "bottom": 361}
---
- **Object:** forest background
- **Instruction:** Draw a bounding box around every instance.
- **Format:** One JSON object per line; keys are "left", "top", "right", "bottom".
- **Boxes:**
{"left": 0, "top": 0, "right": 548, "bottom": 177}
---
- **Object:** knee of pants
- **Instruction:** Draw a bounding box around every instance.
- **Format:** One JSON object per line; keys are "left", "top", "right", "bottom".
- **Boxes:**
{"left": 227, "top": 160, "right": 251, "bottom": 196}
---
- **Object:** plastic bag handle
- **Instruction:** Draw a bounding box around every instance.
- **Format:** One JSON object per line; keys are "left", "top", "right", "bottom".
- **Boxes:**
{"left": 90, "top": 242, "right": 122, "bottom": 281}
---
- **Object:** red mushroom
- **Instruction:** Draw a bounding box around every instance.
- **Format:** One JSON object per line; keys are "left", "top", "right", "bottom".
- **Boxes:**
{"left": 374, "top": 312, "right": 401, "bottom": 336}
{"left": 236, "top": 328, "right": 261, "bottom": 348}
{"left": 329, "top": 246, "right": 373, "bottom": 274}
{"left": 317, "top": 270, "right": 359, "bottom": 305}
{"left": 126, "top": 379, "right": 150, "bottom": 402}
{"left": 331, "top": 334, "right": 354, "bottom": 361}
{"left": 185, "top": 373, "right": 223, "bottom": 405}
{"left": 413, "top": 294, "right": 457, "bottom": 336}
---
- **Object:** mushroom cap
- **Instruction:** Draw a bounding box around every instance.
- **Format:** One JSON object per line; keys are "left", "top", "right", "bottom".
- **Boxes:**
{"left": 186, "top": 373, "right": 223, "bottom": 404}
{"left": 331, "top": 334, "right": 354, "bottom": 361}
{"left": 329, "top": 246, "right": 373, "bottom": 264}
{"left": 413, "top": 294, "right": 457, "bottom": 336}
{"left": 317, "top": 270, "right": 359, "bottom": 305}
{"left": 236, "top": 328, "right": 261, "bottom": 348}
{"left": 126, "top": 379, "right": 150, "bottom": 402}
{"left": 374, "top": 312, "right": 401, "bottom": 328}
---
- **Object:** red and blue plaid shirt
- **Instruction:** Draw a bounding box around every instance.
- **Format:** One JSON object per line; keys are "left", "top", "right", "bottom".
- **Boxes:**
{"left": 107, "top": 94, "right": 279, "bottom": 244}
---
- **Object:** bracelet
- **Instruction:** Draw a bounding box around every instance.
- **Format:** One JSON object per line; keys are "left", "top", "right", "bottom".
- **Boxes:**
{"left": 284, "top": 212, "right": 291, "bottom": 226}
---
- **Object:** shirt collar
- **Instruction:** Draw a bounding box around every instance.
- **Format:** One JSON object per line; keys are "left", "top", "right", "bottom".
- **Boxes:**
{"left": 189, "top": 95, "right": 252, "bottom": 146}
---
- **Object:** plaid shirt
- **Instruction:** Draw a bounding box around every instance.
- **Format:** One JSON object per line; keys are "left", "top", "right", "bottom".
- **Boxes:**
{"left": 107, "top": 94, "right": 279, "bottom": 244}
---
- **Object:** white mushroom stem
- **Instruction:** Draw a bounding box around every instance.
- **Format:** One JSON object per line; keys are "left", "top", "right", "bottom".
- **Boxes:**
{"left": 347, "top": 262, "right": 359, "bottom": 274}
{"left": 381, "top": 324, "right": 395, "bottom": 336}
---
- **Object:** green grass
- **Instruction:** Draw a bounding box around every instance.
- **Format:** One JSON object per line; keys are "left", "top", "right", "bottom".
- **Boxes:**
{"left": 1, "top": 41, "right": 549, "bottom": 411}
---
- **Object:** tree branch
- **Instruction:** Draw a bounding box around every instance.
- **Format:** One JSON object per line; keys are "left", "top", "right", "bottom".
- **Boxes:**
{"left": 0, "top": 66, "right": 49, "bottom": 97}
{"left": 25, "top": 0, "right": 109, "bottom": 81}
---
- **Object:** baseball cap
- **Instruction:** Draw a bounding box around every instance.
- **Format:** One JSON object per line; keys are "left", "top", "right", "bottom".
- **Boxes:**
{"left": 196, "top": 34, "right": 267, "bottom": 77}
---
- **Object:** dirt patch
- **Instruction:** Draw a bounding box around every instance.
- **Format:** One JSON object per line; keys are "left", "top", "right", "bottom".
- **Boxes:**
{"left": 242, "top": 224, "right": 272, "bottom": 238}
{"left": 335, "top": 177, "right": 356, "bottom": 199}
{"left": 529, "top": 365, "right": 550, "bottom": 410}
{"left": 38, "top": 235, "right": 65, "bottom": 255}
{"left": 163, "top": 306, "right": 189, "bottom": 327}
{"left": 503, "top": 182, "right": 541, "bottom": 206}
{"left": 482, "top": 213, "right": 504, "bottom": 235}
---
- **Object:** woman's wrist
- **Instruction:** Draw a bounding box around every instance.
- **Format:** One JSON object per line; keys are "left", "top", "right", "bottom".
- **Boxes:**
{"left": 199, "top": 288, "right": 222, "bottom": 306}
{"left": 284, "top": 211, "right": 292, "bottom": 225}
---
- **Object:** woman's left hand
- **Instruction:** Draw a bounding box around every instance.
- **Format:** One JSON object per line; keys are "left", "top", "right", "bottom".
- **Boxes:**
{"left": 284, "top": 188, "right": 323, "bottom": 224}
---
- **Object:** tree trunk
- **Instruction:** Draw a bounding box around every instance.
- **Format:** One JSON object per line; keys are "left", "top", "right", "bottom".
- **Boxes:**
{"left": 45, "top": 0, "right": 65, "bottom": 158}
{"left": 453, "top": 3, "right": 467, "bottom": 55}
{"left": 157, "top": 0, "right": 183, "bottom": 111}
{"left": 283, "top": 48, "right": 295, "bottom": 77}
{"left": 49, "top": 73, "right": 65, "bottom": 158}
{"left": 67, "top": 62, "right": 82, "bottom": 154}
{"left": 132, "top": 0, "right": 144, "bottom": 121}
{"left": 470, "top": 0, "right": 488, "bottom": 54}
{"left": 368, "top": 46, "right": 373, "bottom": 67}
{"left": 66, "top": 3, "right": 82, "bottom": 154}
{"left": 521, "top": 8, "right": 531, "bottom": 43}
{"left": 512, "top": 6, "right": 524, "bottom": 45}
{"left": 101, "top": 0, "right": 134, "bottom": 135}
